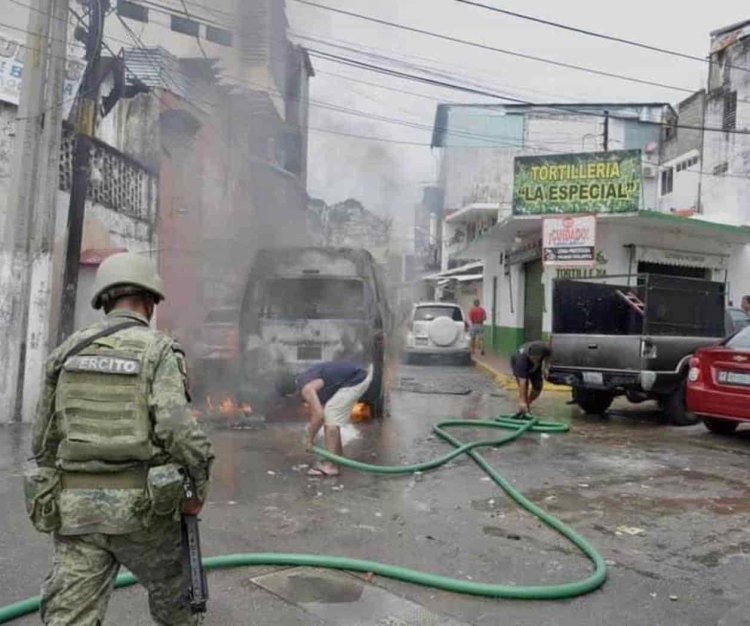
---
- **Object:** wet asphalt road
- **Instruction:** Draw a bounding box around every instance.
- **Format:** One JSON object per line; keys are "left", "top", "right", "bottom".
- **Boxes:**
{"left": 2, "top": 361, "right": 750, "bottom": 625}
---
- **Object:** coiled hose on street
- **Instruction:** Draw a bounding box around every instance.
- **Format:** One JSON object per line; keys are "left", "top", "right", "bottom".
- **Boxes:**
{"left": 0, "top": 414, "right": 607, "bottom": 623}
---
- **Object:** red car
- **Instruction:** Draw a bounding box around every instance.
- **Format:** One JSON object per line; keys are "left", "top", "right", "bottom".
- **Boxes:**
{"left": 687, "top": 325, "right": 750, "bottom": 434}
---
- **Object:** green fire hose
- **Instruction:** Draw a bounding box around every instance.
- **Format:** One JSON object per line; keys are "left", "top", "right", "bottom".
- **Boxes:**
{"left": 0, "top": 414, "right": 607, "bottom": 623}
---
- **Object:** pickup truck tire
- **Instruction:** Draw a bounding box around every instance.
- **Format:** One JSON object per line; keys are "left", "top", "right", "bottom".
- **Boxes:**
{"left": 663, "top": 381, "right": 699, "bottom": 426}
{"left": 573, "top": 388, "right": 615, "bottom": 415}
{"left": 703, "top": 417, "right": 739, "bottom": 435}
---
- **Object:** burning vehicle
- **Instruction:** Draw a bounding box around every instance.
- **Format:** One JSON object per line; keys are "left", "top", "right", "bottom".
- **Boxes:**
{"left": 238, "top": 247, "right": 392, "bottom": 417}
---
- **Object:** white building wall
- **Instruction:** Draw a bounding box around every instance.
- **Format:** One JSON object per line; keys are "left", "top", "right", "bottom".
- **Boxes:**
{"left": 701, "top": 36, "right": 750, "bottom": 226}
{"left": 440, "top": 147, "right": 515, "bottom": 213}
{"left": 701, "top": 97, "right": 750, "bottom": 225}
{"left": 728, "top": 245, "right": 750, "bottom": 305}
{"left": 0, "top": 103, "right": 14, "bottom": 230}
{"left": 481, "top": 250, "right": 524, "bottom": 337}
{"left": 658, "top": 151, "right": 702, "bottom": 213}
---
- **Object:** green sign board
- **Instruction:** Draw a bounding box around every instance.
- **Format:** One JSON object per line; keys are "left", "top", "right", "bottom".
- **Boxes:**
{"left": 513, "top": 150, "right": 642, "bottom": 215}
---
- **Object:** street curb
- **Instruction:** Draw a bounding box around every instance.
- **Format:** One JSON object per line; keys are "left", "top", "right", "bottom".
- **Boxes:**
{"left": 472, "top": 357, "right": 571, "bottom": 393}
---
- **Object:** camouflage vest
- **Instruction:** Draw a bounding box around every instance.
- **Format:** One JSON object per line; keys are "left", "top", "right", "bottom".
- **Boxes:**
{"left": 55, "top": 324, "right": 166, "bottom": 469}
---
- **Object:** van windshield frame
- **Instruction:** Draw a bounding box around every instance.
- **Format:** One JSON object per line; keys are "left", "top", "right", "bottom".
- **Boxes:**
{"left": 260, "top": 277, "right": 367, "bottom": 320}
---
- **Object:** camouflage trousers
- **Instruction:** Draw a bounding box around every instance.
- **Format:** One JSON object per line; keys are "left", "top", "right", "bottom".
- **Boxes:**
{"left": 40, "top": 518, "right": 196, "bottom": 625}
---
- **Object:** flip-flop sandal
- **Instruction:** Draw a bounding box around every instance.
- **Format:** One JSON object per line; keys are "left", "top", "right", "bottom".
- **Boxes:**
{"left": 307, "top": 466, "right": 340, "bottom": 478}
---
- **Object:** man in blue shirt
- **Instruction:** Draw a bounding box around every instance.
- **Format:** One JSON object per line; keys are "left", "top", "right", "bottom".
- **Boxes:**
{"left": 277, "top": 361, "right": 373, "bottom": 477}
{"left": 511, "top": 341, "right": 552, "bottom": 416}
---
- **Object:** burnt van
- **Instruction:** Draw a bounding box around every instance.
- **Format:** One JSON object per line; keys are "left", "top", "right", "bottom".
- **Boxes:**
{"left": 239, "top": 247, "right": 391, "bottom": 417}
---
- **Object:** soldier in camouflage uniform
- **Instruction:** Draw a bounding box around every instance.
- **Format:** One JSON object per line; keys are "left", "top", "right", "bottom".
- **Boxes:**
{"left": 30, "top": 252, "right": 214, "bottom": 625}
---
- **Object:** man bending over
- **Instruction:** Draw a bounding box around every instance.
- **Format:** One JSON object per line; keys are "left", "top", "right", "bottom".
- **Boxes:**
{"left": 277, "top": 361, "right": 373, "bottom": 477}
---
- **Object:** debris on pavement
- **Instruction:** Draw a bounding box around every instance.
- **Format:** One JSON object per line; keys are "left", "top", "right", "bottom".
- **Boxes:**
{"left": 615, "top": 526, "right": 647, "bottom": 537}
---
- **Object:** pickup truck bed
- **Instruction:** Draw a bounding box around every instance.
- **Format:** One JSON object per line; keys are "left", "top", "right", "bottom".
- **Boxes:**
{"left": 548, "top": 275, "right": 726, "bottom": 425}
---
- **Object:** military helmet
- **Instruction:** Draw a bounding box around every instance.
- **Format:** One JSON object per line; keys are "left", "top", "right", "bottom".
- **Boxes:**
{"left": 91, "top": 252, "right": 165, "bottom": 310}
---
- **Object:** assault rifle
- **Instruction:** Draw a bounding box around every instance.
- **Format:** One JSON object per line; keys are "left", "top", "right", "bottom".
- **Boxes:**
{"left": 182, "top": 477, "right": 209, "bottom": 614}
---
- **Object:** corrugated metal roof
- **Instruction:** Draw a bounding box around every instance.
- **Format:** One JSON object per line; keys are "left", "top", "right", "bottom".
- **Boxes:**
{"left": 123, "top": 47, "right": 216, "bottom": 110}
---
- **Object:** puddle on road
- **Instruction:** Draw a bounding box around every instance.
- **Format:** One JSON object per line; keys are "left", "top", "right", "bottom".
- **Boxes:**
{"left": 278, "top": 573, "right": 364, "bottom": 604}
{"left": 252, "top": 567, "right": 472, "bottom": 626}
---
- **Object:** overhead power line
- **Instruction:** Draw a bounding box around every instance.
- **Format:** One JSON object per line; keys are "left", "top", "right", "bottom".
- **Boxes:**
{"left": 8, "top": 0, "right": 750, "bottom": 181}
{"left": 291, "top": 30, "right": 582, "bottom": 105}
{"left": 308, "top": 125, "right": 428, "bottom": 145}
{"left": 307, "top": 47, "right": 750, "bottom": 137}
{"left": 455, "top": 0, "right": 750, "bottom": 75}
{"left": 290, "top": 0, "right": 699, "bottom": 96}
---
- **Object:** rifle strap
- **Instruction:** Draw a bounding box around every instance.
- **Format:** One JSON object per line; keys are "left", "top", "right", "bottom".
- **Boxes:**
{"left": 61, "top": 319, "right": 146, "bottom": 365}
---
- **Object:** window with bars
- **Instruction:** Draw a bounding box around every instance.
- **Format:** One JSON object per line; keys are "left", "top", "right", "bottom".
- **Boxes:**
{"left": 171, "top": 15, "right": 200, "bottom": 37}
{"left": 660, "top": 167, "right": 674, "bottom": 196}
{"left": 676, "top": 155, "right": 700, "bottom": 172}
{"left": 723, "top": 90, "right": 737, "bottom": 131}
{"left": 713, "top": 161, "right": 729, "bottom": 176}
{"left": 206, "top": 25, "right": 232, "bottom": 46}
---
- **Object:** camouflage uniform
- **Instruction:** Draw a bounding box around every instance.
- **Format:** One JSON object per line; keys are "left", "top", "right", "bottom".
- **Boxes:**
{"left": 32, "top": 309, "right": 214, "bottom": 626}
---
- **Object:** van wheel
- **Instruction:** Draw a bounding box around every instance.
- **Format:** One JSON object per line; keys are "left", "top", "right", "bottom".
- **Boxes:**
{"left": 366, "top": 359, "right": 387, "bottom": 418}
{"left": 573, "top": 388, "right": 615, "bottom": 415}
{"left": 703, "top": 417, "right": 738, "bottom": 435}
{"left": 663, "top": 381, "right": 699, "bottom": 426}
{"left": 372, "top": 391, "right": 387, "bottom": 419}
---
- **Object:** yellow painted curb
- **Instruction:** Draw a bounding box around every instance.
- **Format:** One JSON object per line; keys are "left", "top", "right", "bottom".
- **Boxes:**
{"left": 472, "top": 357, "right": 571, "bottom": 393}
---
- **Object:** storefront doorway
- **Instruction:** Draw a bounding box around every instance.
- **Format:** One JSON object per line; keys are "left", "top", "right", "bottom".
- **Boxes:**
{"left": 523, "top": 259, "right": 544, "bottom": 342}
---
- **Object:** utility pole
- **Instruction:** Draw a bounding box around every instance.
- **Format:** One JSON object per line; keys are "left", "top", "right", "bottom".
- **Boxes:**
{"left": 21, "top": 0, "right": 72, "bottom": 423}
{"left": 57, "top": 0, "right": 106, "bottom": 343}
{"left": 0, "top": 0, "right": 54, "bottom": 420}
{"left": 603, "top": 110, "right": 610, "bottom": 152}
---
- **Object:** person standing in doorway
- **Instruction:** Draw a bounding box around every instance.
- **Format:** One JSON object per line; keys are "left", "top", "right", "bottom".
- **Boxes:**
{"left": 468, "top": 299, "right": 487, "bottom": 356}
{"left": 742, "top": 295, "right": 750, "bottom": 318}
{"left": 511, "top": 341, "right": 552, "bottom": 416}
{"left": 277, "top": 361, "right": 373, "bottom": 477}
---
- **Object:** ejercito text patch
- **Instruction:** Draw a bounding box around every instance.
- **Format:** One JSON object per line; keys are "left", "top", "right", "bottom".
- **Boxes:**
{"left": 63, "top": 355, "right": 141, "bottom": 375}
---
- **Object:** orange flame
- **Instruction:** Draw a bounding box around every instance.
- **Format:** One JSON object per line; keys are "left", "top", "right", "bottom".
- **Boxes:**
{"left": 350, "top": 402, "right": 372, "bottom": 422}
{"left": 204, "top": 395, "right": 253, "bottom": 418}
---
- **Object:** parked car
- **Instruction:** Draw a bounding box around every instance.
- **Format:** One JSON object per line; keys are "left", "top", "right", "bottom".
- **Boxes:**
{"left": 548, "top": 274, "right": 726, "bottom": 425}
{"left": 239, "top": 247, "right": 392, "bottom": 417}
{"left": 687, "top": 325, "right": 750, "bottom": 434}
{"left": 725, "top": 308, "right": 750, "bottom": 335}
{"left": 404, "top": 302, "right": 471, "bottom": 365}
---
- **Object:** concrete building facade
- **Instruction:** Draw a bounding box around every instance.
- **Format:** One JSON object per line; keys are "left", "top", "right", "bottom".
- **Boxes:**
{"left": 432, "top": 97, "right": 750, "bottom": 356}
